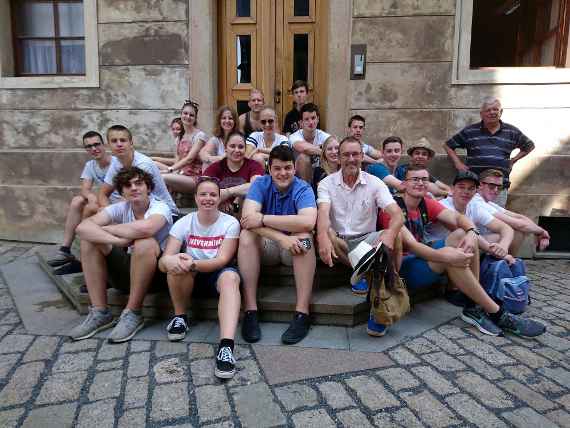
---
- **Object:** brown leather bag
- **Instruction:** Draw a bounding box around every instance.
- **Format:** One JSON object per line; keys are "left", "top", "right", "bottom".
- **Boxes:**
{"left": 366, "top": 246, "right": 410, "bottom": 326}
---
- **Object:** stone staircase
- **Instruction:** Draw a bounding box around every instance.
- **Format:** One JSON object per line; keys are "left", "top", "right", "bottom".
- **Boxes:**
{"left": 37, "top": 248, "right": 444, "bottom": 327}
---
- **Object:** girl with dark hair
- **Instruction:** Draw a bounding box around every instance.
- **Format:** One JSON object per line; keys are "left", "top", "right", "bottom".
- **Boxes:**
{"left": 152, "top": 117, "right": 185, "bottom": 168}
{"left": 199, "top": 106, "right": 238, "bottom": 169}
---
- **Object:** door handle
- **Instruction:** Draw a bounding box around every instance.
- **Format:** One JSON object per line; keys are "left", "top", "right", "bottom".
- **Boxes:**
{"left": 274, "top": 89, "right": 281, "bottom": 104}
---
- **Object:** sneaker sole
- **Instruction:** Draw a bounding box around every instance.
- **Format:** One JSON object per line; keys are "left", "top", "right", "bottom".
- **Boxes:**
{"left": 366, "top": 327, "right": 387, "bottom": 337}
{"left": 70, "top": 319, "right": 116, "bottom": 341}
{"left": 167, "top": 331, "right": 187, "bottom": 342}
{"left": 461, "top": 314, "right": 501, "bottom": 337}
{"left": 214, "top": 367, "right": 236, "bottom": 379}
{"left": 47, "top": 259, "right": 74, "bottom": 267}
{"left": 107, "top": 321, "right": 145, "bottom": 343}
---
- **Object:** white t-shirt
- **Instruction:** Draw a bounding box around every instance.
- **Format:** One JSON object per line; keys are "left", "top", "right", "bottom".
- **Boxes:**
{"left": 425, "top": 196, "right": 495, "bottom": 242}
{"left": 209, "top": 137, "right": 226, "bottom": 157}
{"left": 104, "top": 198, "right": 173, "bottom": 251}
{"left": 289, "top": 129, "right": 331, "bottom": 148}
{"left": 104, "top": 151, "right": 178, "bottom": 213}
{"left": 169, "top": 212, "right": 240, "bottom": 260}
{"left": 470, "top": 193, "right": 506, "bottom": 235}
{"left": 81, "top": 160, "right": 121, "bottom": 203}
{"left": 246, "top": 131, "right": 290, "bottom": 150}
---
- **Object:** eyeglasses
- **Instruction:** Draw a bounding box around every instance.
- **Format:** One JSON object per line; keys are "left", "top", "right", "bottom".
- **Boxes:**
{"left": 480, "top": 181, "right": 503, "bottom": 191}
{"left": 340, "top": 152, "right": 361, "bottom": 159}
{"left": 260, "top": 119, "right": 275, "bottom": 125}
{"left": 405, "top": 177, "right": 430, "bottom": 183}
{"left": 84, "top": 142, "right": 102, "bottom": 150}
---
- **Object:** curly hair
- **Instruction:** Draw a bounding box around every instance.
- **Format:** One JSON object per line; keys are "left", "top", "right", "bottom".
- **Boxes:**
{"left": 114, "top": 167, "right": 154, "bottom": 196}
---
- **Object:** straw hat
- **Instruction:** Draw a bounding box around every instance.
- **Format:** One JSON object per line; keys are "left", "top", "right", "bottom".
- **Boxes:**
{"left": 407, "top": 137, "right": 435, "bottom": 157}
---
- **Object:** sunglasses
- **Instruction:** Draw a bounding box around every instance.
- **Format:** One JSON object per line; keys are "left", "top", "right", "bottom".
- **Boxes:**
{"left": 196, "top": 175, "right": 221, "bottom": 185}
{"left": 84, "top": 142, "right": 102, "bottom": 150}
{"left": 480, "top": 181, "right": 503, "bottom": 191}
{"left": 260, "top": 119, "right": 275, "bottom": 125}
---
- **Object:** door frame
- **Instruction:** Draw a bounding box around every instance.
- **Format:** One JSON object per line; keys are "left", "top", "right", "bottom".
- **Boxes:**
{"left": 188, "top": 0, "right": 350, "bottom": 137}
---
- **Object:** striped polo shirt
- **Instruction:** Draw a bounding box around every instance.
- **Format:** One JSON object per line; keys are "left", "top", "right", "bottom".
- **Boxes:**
{"left": 445, "top": 121, "right": 534, "bottom": 185}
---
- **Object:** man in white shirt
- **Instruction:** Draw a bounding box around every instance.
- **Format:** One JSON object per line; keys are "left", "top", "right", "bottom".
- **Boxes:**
{"left": 426, "top": 171, "right": 514, "bottom": 261}
{"left": 70, "top": 167, "right": 173, "bottom": 343}
{"left": 289, "top": 103, "right": 332, "bottom": 182}
{"left": 471, "top": 169, "right": 550, "bottom": 256}
{"left": 98, "top": 125, "right": 178, "bottom": 215}
{"left": 316, "top": 136, "right": 404, "bottom": 336}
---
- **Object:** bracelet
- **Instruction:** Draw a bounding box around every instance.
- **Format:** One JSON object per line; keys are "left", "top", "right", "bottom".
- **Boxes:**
{"left": 466, "top": 227, "right": 480, "bottom": 236}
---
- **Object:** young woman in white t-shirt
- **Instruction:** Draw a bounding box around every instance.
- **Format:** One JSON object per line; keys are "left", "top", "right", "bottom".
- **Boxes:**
{"left": 245, "top": 107, "right": 289, "bottom": 167}
{"left": 159, "top": 177, "right": 241, "bottom": 379}
{"left": 199, "top": 106, "right": 239, "bottom": 170}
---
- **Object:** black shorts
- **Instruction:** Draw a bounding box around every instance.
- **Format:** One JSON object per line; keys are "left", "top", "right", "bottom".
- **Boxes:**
{"left": 105, "top": 246, "right": 167, "bottom": 292}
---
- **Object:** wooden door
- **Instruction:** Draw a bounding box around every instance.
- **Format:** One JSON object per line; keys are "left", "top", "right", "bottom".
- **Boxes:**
{"left": 218, "top": 0, "right": 327, "bottom": 125}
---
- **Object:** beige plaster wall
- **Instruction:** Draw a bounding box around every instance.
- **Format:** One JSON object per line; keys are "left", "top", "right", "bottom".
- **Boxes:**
{"left": 349, "top": 0, "right": 570, "bottom": 256}
{"left": 0, "top": 0, "right": 190, "bottom": 242}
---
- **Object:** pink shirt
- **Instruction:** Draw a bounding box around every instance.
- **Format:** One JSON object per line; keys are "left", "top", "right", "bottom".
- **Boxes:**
{"left": 317, "top": 170, "right": 395, "bottom": 236}
{"left": 177, "top": 131, "right": 207, "bottom": 176}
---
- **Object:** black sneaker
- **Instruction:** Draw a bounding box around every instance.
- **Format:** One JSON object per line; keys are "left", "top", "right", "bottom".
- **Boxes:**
{"left": 54, "top": 260, "right": 83, "bottom": 275}
{"left": 166, "top": 316, "right": 188, "bottom": 341}
{"left": 214, "top": 346, "right": 236, "bottom": 379}
{"left": 241, "top": 311, "right": 261, "bottom": 343}
{"left": 496, "top": 311, "right": 546, "bottom": 338}
{"left": 281, "top": 312, "right": 311, "bottom": 344}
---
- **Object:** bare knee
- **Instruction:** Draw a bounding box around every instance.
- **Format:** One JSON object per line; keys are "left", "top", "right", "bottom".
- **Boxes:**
{"left": 239, "top": 229, "right": 260, "bottom": 250}
{"left": 70, "top": 195, "right": 86, "bottom": 211}
{"left": 217, "top": 271, "right": 241, "bottom": 295}
{"left": 132, "top": 237, "right": 160, "bottom": 257}
{"left": 446, "top": 229, "right": 465, "bottom": 247}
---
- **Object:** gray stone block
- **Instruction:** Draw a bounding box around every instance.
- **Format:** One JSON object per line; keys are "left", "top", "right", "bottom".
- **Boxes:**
{"left": 0, "top": 361, "right": 45, "bottom": 406}
{"left": 98, "top": 0, "right": 187, "bottom": 23}
{"left": 502, "top": 407, "right": 559, "bottom": 428}
{"left": 124, "top": 377, "right": 149, "bottom": 409}
{"left": 317, "top": 381, "right": 355, "bottom": 409}
{"left": 226, "top": 359, "right": 263, "bottom": 388}
{"left": 421, "top": 352, "right": 466, "bottom": 371}
{"left": 36, "top": 371, "right": 88, "bottom": 404}
{"left": 76, "top": 399, "right": 116, "bottom": 428}
{"left": 387, "top": 347, "right": 421, "bottom": 365}
{"left": 21, "top": 404, "right": 76, "bottom": 428}
{"left": 153, "top": 357, "right": 187, "bottom": 383}
{"left": 189, "top": 343, "right": 214, "bottom": 360}
{"left": 457, "top": 355, "right": 503, "bottom": 380}
{"left": 274, "top": 384, "right": 318, "bottom": 411}
{"left": 196, "top": 384, "right": 231, "bottom": 423}
{"left": 345, "top": 375, "right": 399, "bottom": 411}
{"left": 499, "top": 380, "right": 557, "bottom": 412}
{"left": 151, "top": 382, "right": 190, "bottom": 421}
{"left": 60, "top": 339, "right": 99, "bottom": 353}
{"left": 231, "top": 383, "right": 285, "bottom": 428}
{"left": 377, "top": 367, "right": 420, "bottom": 391}
{"left": 412, "top": 365, "right": 458, "bottom": 395}
{"left": 88, "top": 370, "right": 123, "bottom": 401}
{"left": 0, "top": 354, "right": 20, "bottom": 379}
{"left": 98, "top": 342, "right": 129, "bottom": 360}
{"left": 291, "top": 409, "right": 336, "bottom": 428}
{"left": 23, "top": 336, "right": 59, "bottom": 362}
{"left": 457, "top": 338, "right": 515, "bottom": 366}
{"left": 337, "top": 409, "right": 374, "bottom": 427}
{"left": 128, "top": 351, "right": 150, "bottom": 378}
{"left": 118, "top": 408, "right": 146, "bottom": 428}
{"left": 155, "top": 341, "right": 188, "bottom": 357}
{"left": 455, "top": 372, "right": 514, "bottom": 409}
{"left": 53, "top": 351, "right": 96, "bottom": 373}
{"left": 445, "top": 393, "right": 507, "bottom": 428}
{"left": 353, "top": 0, "right": 455, "bottom": 16}
{"left": 0, "top": 334, "right": 34, "bottom": 353}
{"left": 401, "top": 390, "right": 459, "bottom": 427}
{"left": 0, "top": 407, "right": 25, "bottom": 428}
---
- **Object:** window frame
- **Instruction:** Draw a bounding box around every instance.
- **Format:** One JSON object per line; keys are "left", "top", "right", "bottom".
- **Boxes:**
{"left": 452, "top": 0, "right": 570, "bottom": 84}
{"left": 0, "top": 0, "right": 98, "bottom": 88}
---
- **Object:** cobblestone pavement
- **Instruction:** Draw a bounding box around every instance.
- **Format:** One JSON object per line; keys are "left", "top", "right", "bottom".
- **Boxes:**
{"left": 0, "top": 242, "right": 569, "bottom": 427}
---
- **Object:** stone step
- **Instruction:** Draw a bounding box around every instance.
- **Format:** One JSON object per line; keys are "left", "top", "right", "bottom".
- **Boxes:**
{"left": 37, "top": 249, "right": 444, "bottom": 327}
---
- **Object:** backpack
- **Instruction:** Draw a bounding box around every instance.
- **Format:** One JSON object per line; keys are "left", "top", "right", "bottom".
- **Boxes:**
{"left": 479, "top": 255, "right": 531, "bottom": 314}
{"left": 366, "top": 246, "right": 410, "bottom": 326}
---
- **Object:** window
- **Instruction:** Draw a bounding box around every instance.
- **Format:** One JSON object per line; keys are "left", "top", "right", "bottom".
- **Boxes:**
{"left": 453, "top": 0, "right": 570, "bottom": 83}
{"left": 12, "top": 0, "right": 86, "bottom": 76}
{"left": 0, "top": 0, "right": 98, "bottom": 88}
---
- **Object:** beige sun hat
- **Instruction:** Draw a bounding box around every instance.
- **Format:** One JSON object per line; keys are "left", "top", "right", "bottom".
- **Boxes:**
{"left": 407, "top": 137, "right": 435, "bottom": 157}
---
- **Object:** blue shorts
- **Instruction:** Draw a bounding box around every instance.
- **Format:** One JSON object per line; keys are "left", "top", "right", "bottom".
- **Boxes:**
{"left": 192, "top": 267, "right": 240, "bottom": 298}
{"left": 400, "top": 240, "right": 446, "bottom": 291}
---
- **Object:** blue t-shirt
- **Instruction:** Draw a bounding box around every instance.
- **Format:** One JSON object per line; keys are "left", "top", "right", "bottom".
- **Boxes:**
{"left": 368, "top": 163, "right": 398, "bottom": 195}
{"left": 246, "top": 175, "right": 316, "bottom": 215}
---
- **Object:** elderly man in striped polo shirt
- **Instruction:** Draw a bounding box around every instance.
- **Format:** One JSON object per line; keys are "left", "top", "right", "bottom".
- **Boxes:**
{"left": 444, "top": 97, "right": 535, "bottom": 207}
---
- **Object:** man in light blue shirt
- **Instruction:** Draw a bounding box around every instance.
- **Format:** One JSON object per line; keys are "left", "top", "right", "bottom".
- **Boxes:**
{"left": 238, "top": 145, "right": 317, "bottom": 345}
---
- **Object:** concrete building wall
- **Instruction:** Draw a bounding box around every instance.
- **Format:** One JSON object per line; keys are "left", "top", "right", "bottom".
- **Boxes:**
{"left": 0, "top": 0, "right": 190, "bottom": 242}
{"left": 350, "top": 0, "right": 570, "bottom": 255}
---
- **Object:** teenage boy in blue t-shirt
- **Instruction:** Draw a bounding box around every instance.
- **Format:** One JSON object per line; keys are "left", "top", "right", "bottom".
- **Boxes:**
{"left": 238, "top": 145, "right": 317, "bottom": 345}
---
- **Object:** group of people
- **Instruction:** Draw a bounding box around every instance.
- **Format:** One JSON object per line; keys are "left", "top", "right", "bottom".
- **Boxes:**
{"left": 47, "top": 82, "right": 550, "bottom": 380}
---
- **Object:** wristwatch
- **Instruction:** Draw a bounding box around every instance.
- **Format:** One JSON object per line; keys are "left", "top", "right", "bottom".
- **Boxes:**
{"left": 168, "top": 166, "right": 174, "bottom": 173}
{"left": 466, "top": 227, "right": 480, "bottom": 236}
